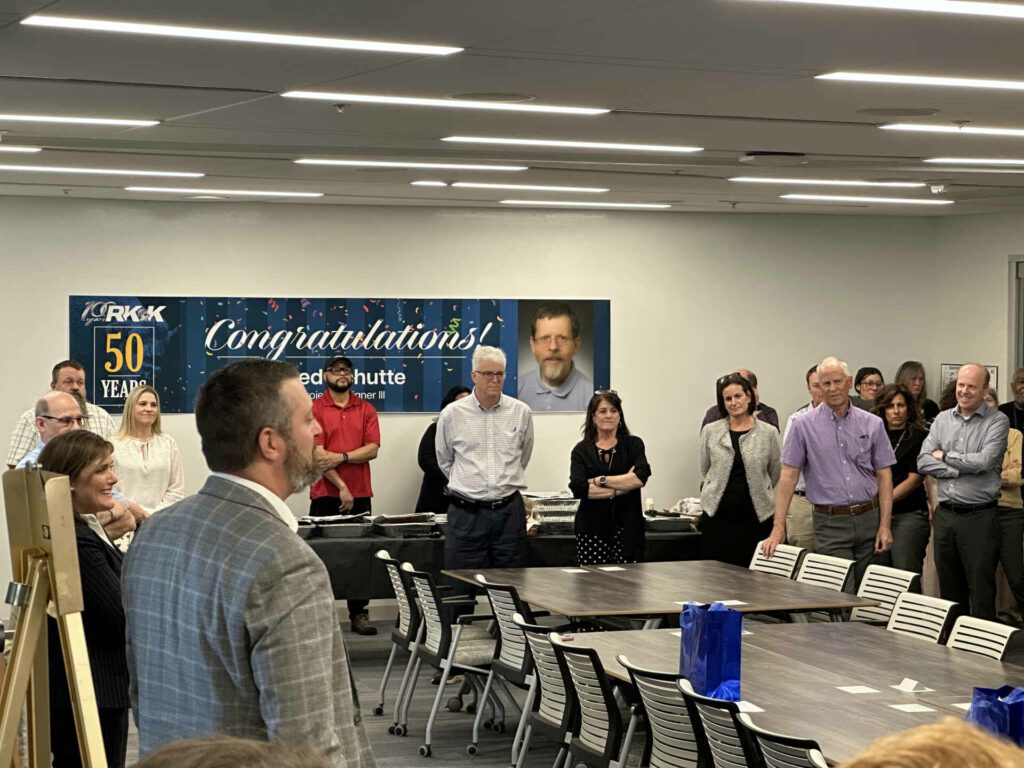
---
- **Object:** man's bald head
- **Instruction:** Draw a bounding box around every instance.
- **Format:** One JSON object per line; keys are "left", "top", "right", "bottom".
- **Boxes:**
{"left": 34, "top": 391, "right": 83, "bottom": 444}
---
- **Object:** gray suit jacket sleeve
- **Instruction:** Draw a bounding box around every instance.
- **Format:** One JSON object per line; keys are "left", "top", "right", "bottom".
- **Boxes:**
{"left": 246, "top": 543, "right": 346, "bottom": 761}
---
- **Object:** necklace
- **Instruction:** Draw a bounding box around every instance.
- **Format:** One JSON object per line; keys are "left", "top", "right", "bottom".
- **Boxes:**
{"left": 888, "top": 428, "right": 907, "bottom": 455}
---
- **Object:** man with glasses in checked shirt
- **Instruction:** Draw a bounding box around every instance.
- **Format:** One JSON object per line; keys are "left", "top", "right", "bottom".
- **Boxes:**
{"left": 437, "top": 346, "right": 534, "bottom": 597}
{"left": 6, "top": 359, "right": 118, "bottom": 468}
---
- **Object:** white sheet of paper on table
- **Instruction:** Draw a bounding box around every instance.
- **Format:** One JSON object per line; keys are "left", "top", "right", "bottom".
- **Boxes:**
{"left": 953, "top": 702, "right": 972, "bottom": 711}
{"left": 837, "top": 685, "right": 881, "bottom": 694}
{"left": 716, "top": 600, "right": 747, "bottom": 606}
{"left": 742, "top": 630, "right": 753, "bottom": 635}
{"left": 737, "top": 701, "right": 764, "bottom": 713}
{"left": 597, "top": 566, "right": 626, "bottom": 571}
{"left": 561, "top": 568, "right": 588, "bottom": 573}
{"left": 671, "top": 630, "right": 682, "bottom": 637}
{"left": 889, "top": 703, "right": 936, "bottom": 713}
{"left": 892, "top": 678, "right": 935, "bottom": 693}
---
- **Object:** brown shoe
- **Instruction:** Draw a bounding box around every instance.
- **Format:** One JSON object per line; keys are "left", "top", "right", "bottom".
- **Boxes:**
{"left": 350, "top": 613, "right": 378, "bottom": 636}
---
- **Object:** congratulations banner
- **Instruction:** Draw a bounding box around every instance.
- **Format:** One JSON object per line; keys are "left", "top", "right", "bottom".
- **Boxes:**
{"left": 69, "top": 296, "right": 610, "bottom": 413}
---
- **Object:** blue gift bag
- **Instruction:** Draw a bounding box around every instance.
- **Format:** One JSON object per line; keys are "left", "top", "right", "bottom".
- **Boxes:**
{"left": 967, "top": 685, "right": 1024, "bottom": 746}
{"left": 678, "top": 601, "right": 743, "bottom": 701}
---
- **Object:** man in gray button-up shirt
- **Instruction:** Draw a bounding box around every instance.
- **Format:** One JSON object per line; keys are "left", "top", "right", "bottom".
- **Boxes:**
{"left": 918, "top": 363, "right": 1009, "bottom": 620}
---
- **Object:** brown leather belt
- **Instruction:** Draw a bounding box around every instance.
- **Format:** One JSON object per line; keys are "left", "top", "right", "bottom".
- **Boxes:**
{"left": 812, "top": 499, "right": 876, "bottom": 516}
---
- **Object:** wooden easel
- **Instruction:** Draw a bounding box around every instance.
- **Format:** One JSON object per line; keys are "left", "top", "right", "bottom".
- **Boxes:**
{"left": 0, "top": 466, "right": 107, "bottom": 767}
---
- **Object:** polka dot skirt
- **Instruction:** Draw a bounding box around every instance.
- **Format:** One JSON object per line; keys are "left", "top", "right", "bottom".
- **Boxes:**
{"left": 576, "top": 527, "right": 638, "bottom": 567}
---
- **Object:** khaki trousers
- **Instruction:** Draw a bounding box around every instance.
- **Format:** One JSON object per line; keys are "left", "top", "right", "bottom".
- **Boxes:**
{"left": 787, "top": 494, "right": 816, "bottom": 552}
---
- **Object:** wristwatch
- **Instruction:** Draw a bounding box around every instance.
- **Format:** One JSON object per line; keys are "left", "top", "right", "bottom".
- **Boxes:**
{"left": 342, "top": 452, "right": 349, "bottom": 463}
{"left": 598, "top": 475, "right": 607, "bottom": 487}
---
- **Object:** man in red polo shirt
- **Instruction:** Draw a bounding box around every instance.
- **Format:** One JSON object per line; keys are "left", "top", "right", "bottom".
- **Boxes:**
{"left": 311, "top": 355, "right": 382, "bottom": 635}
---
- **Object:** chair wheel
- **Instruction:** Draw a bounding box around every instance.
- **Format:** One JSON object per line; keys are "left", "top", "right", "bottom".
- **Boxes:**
{"left": 446, "top": 697, "right": 463, "bottom": 712}
{"left": 387, "top": 725, "right": 396, "bottom": 735}
{"left": 491, "top": 722, "right": 505, "bottom": 734}
{"left": 419, "top": 745, "right": 432, "bottom": 757}
{"left": 483, "top": 719, "right": 493, "bottom": 729}
{"left": 466, "top": 743, "right": 478, "bottom": 756}
{"left": 394, "top": 725, "right": 407, "bottom": 737}
{"left": 373, "top": 705, "right": 384, "bottom": 716}
{"left": 466, "top": 703, "right": 477, "bottom": 714}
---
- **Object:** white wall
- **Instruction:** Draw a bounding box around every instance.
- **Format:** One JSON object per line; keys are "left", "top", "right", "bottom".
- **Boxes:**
{"left": 0, "top": 197, "right": 957, "bottom": 614}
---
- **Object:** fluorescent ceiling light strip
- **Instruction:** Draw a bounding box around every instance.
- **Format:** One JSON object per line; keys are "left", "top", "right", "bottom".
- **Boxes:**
{"left": 410, "top": 180, "right": 449, "bottom": 187}
{"left": 296, "top": 159, "right": 527, "bottom": 171}
{"left": 282, "top": 92, "right": 607, "bottom": 116}
{"left": 501, "top": 199, "right": 670, "bottom": 209}
{"left": 22, "top": 15, "right": 462, "bottom": 55}
{"left": 818, "top": 72, "right": 1024, "bottom": 90}
{"left": 0, "top": 146, "right": 41, "bottom": 153}
{"left": 748, "top": 1, "right": 1024, "bottom": 20}
{"left": 0, "top": 165, "right": 202, "bottom": 177}
{"left": 453, "top": 182, "right": 609, "bottom": 192}
{"left": 0, "top": 113, "right": 158, "bottom": 127}
{"left": 730, "top": 176, "right": 924, "bottom": 187}
{"left": 443, "top": 136, "right": 702, "bottom": 152}
{"left": 782, "top": 193, "right": 953, "bottom": 205}
{"left": 883, "top": 124, "right": 1024, "bottom": 137}
{"left": 924, "top": 157, "right": 1024, "bottom": 165}
{"left": 126, "top": 186, "right": 322, "bottom": 197}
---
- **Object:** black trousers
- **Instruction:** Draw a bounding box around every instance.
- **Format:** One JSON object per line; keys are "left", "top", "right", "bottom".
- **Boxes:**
{"left": 309, "top": 495, "right": 372, "bottom": 617}
{"left": 51, "top": 706, "right": 128, "bottom": 768}
{"left": 444, "top": 494, "right": 527, "bottom": 607}
{"left": 934, "top": 505, "right": 1000, "bottom": 620}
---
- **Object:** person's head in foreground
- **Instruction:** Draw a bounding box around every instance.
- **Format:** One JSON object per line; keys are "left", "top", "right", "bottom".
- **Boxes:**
{"left": 840, "top": 717, "right": 1023, "bottom": 768}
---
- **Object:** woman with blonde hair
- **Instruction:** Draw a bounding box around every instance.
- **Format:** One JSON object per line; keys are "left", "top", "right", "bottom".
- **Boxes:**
{"left": 112, "top": 384, "right": 184, "bottom": 520}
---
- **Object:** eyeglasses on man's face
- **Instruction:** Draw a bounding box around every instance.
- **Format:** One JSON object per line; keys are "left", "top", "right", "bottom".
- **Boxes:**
{"left": 533, "top": 335, "right": 574, "bottom": 346}
{"left": 325, "top": 366, "right": 353, "bottom": 376}
{"left": 474, "top": 370, "right": 506, "bottom": 381}
{"left": 40, "top": 415, "right": 86, "bottom": 426}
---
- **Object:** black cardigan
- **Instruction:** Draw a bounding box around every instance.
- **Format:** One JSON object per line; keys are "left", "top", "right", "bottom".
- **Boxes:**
{"left": 415, "top": 421, "right": 448, "bottom": 513}
{"left": 48, "top": 517, "right": 129, "bottom": 710}
{"left": 569, "top": 434, "right": 652, "bottom": 558}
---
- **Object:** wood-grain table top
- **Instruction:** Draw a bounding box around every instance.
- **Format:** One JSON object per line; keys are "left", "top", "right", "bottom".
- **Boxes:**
{"left": 442, "top": 560, "right": 879, "bottom": 616}
{"left": 568, "top": 622, "right": 1024, "bottom": 765}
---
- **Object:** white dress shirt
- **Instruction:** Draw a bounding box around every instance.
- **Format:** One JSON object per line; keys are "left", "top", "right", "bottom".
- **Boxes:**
{"left": 211, "top": 472, "right": 299, "bottom": 532}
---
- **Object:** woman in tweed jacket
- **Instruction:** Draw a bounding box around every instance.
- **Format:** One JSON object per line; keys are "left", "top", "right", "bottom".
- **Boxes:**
{"left": 699, "top": 373, "right": 781, "bottom": 567}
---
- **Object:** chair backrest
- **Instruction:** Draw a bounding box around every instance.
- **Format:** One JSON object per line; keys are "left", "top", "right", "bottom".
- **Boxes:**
{"left": 375, "top": 549, "right": 419, "bottom": 642}
{"left": 947, "top": 615, "right": 1020, "bottom": 660}
{"left": 735, "top": 713, "right": 828, "bottom": 768}
{"left": 476, "top": 575, "right": 533, "bottom": 684}
{"left": 886, "top": 592, "right": 959, "bottom": 644}
{"left": 795, "top": 553, "right": 854, "bottom": 593}
{"left": 406, "top": 564, "right": 451, "bottom": 660}
{"left": 749, "top": 544, "right": 805, "bottom": 579}
{"left": 512, "top": 613, "right": 574, "bottom": 734}
{"left": 678, "top": 678, "right": 756, "bottom": 768}
{"left": 550, "top": 633, "right": 623, "bottom": 766}
{"left": 618, "top": 655, "right": 699, "bottom": 768}
{"left": 850, "top": 564, "right": 921, "bottom": 624}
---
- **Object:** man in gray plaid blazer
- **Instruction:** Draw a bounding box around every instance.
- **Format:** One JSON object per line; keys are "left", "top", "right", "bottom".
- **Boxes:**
{"left": 122, "top": 359, "right": 376, "bottom": 767}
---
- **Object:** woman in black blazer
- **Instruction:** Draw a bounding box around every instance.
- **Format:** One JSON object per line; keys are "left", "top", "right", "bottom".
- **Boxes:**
{"left": 569, "top": 392, "right": 652, "bottom": 566}
{"left": 39, "top": 430, "right": 130, "bottom": 768}
{"left": 415, "top": 386, "right": 471, "bottom": 513}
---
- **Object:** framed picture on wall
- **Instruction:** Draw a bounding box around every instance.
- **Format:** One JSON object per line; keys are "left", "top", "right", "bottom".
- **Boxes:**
{"left": 940, "top": 363, "right": 998, "bottom": 392}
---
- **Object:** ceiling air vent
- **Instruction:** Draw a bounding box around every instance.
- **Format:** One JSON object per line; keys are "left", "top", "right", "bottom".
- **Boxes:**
{"left": 739, "top": 152, "right": 809, "bottom": 167}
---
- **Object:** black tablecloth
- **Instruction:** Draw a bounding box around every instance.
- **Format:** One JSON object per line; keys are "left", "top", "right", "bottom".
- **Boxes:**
{"left": 308, "top": 531, "right": 702, "bottom": 600}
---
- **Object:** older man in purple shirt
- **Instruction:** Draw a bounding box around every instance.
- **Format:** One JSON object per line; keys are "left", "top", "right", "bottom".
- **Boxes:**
{"left": 763, "top": 356, "right": 895, "bottom": 586}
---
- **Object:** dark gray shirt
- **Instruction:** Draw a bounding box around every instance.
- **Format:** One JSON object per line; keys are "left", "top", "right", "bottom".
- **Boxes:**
{"left": 917, "top": 402, "right": 1009, "bottom": 505}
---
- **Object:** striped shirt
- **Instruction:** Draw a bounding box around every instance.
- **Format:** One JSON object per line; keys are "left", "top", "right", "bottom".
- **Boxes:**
{"left": 436, "top": 391, "right": 534, "bottom": 501}
{"left": 6, "top": 401, "right": 117, "bottom": 467}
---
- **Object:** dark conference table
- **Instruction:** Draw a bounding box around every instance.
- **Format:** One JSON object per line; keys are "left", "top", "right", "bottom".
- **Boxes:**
{"left": 443, "top": 560, "right": 879, "bottom": 617}
{"left": 308, "top": 531, "right": 701, "bottom": 600}
{"left": 574, "top": 622, "right": 1024, "bottom": 765}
